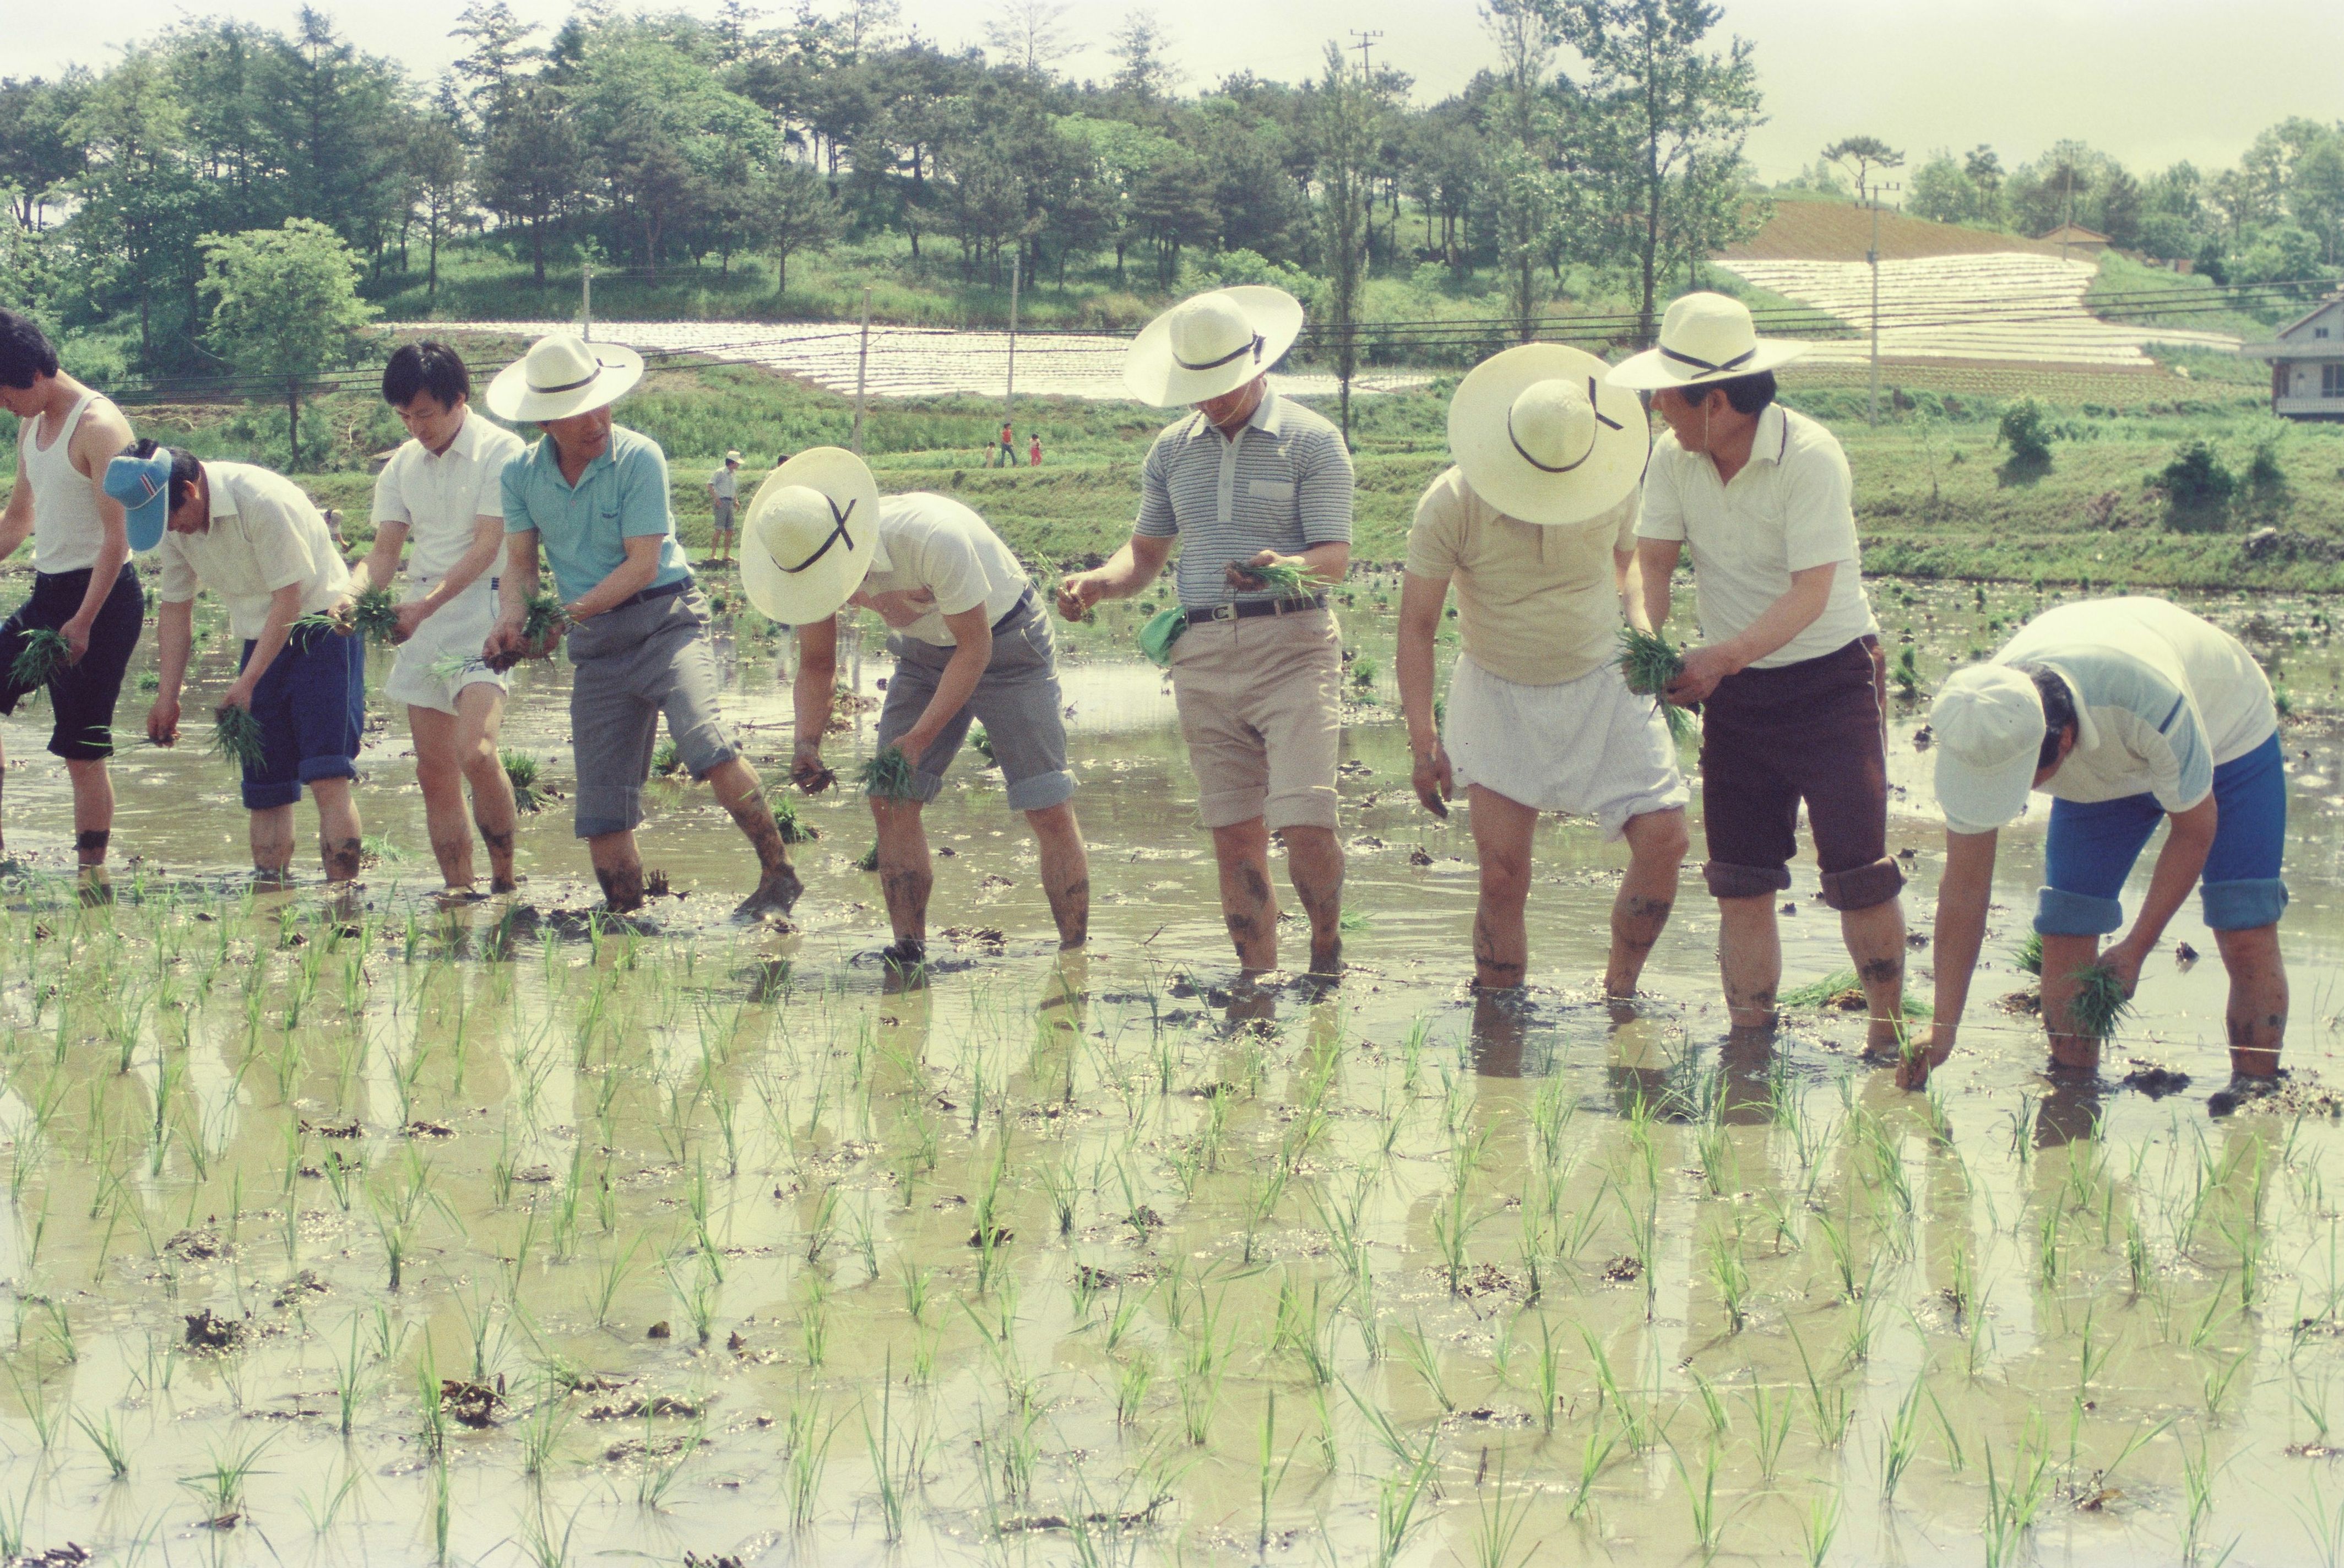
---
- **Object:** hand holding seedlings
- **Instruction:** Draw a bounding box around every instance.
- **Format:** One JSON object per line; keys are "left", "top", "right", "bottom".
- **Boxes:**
{"left": 486, "top": 592, "right": 569, "bottom": 671}
{"left": 791, "top": 740, "right": 837, "bottom": 795}
{"left": 1615, "top": 627, "right": 1696, "bottom": 744}
{"left": 2065, "top": 959, "right": 2136, "bottom": 1046}
{"left": 1055, "top": 571, "right": 1105, "bottom": 622}
{"left": 210, "top": 703, "right": 267, "bottom": 771}
{"left": 860, "top": 746, "right": 920, "bottom": 800}
{"left": 9, "top": 626, "right": 72, "bottom": 688}
{"left": 1227, "top": 554, "right": 1313, "bottom": 595}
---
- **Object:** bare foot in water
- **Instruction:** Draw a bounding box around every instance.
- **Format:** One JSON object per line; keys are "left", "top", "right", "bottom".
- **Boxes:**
{"left": 734, "top": 866, "right": 804, "bottom": 921}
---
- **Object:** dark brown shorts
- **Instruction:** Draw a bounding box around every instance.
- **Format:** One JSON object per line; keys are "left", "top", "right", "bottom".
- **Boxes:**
{"left": 1696, "top": 635, "right": 1904, "bottom": 911}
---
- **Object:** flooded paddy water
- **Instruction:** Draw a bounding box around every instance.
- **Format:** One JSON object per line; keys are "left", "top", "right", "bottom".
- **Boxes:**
{"left": 5, "top": 578, "right": 2344, "bottom": 1565}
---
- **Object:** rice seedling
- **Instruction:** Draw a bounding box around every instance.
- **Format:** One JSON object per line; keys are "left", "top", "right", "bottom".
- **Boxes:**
{"left": 345, "top": 587, "right": 401, "bottom": 642}
{"left": 2013, "top": 931, "right": 2044, "bottom": 976}
{"left": 9, "top": 627, "right": 69, "bottom": 690}
{"left": 500, "top": 749, "right": 549, "bottom": 813}
{"left": 860, "top": 745, "right": 920, "bottom": 800}
{"left": 1231, "top": 558, "right": 1313, "bottom": 595}
{"left": 2065, "top": 961, "right": 2134, "bottom": 1044}
{"left": 520, "top": 590, "right": 567, "bottom": 648}
{"left": 209, "top": 704, "right": 267, "bottom": 771}
{"left": 1800, "top": 1488, "right": 1840, "bottom": 1568}
{"left": 1879, "top": 1375, "right": 1927, "bottom": 1502}
{"left": 1615, "top": 625, "right": 1694, "bottom": 742}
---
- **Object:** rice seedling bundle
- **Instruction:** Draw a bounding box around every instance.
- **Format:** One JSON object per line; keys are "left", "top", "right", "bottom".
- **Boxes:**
{"left": 427, "top": 649, "right": 478, "bottom": 683}
{"left": 860, "top": 746, "right": 920, "bottom": 801}
{"left": 348, "top": 587, "right": 401, "bottom": 642}
{"left": 9, "top": 627, "right": 69, "bottom": 690}
{"left": 772, "top": 791, "right": 818, "bottom": 845}
{"left": 2065, "top": 963, "right": 2133, "bottom": 1044}
{"left": 2013, "top": 932, "right": 2044, "bottom": 976}
{"left": 501, "top": 750, "right": 545, "bottom": 813}
{"left": 1614, "top": 626, "right": 1694, "bottom": 744}
{"left": 1231, "top": 558, "right": 1313, "bottom": 595}
{"left": 210, "top": 705, "right": 267, "bottom": 771}
{"left": 521, "top": 592, "right": 567, "bottom": 646}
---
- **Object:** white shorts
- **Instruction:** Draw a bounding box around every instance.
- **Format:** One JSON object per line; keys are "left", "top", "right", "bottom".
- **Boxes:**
{"left": 1445, "top": 654, "right": 1689, "bottom": 838}
{"left": 382, "top": 584, "right": 508, "bottom": 716}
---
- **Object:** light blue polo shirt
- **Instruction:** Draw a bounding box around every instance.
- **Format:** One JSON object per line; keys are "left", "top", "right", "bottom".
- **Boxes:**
{"left": 501, "top": 424, "right": 692, "bottom": 604}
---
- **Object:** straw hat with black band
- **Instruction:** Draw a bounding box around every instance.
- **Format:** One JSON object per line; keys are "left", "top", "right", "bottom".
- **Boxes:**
{"left": 1604, "top": 291, "right": 1806, "bottom": 394}
{"left": 485, "top": 333, "right": 645, "bottom": 423}
{"left": 1122, "top": 286, "right": 1306, "bottom": 407}
{"left": 1448, "top": 343, "right": 1650, "bottom": 527}
{"left": 739, "top": 446, "right": 885, "bottom": 627}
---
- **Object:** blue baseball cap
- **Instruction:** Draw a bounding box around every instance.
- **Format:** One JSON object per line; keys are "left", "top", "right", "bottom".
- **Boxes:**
{"left": 103, "top": 449, "right": 175, "bottom": 552}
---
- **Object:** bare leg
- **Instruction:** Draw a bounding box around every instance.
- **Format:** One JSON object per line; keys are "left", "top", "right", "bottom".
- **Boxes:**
{"left": 1024, "top": 801, "right": 1089, "bottom": 949}
{"left": 454, "top": 683, "right": 518, "bottom": 892}
{"left": 870, "top": 795, "right": 931, "bottom": 949}
{"left": 249, "top": 804, "right": 297, "bottom": 881}
{"left": 1841, "top": 897, "right": 1909, "bottom": 1056}
{"left": 2215, "top": 923, "right": 2287, "bottom": 1078}
{"left": 1466, "top": 784, "right": 1536, "bottom": 991}
{"left": 587, "top": 829, "right": 646, "bottom": 912}
{"left": 1717, "top": 894, "right": 1782, "bottom": 1030}
{"left": 310, "top": 778, "right": 362, "bottom": 886}
{"left": 407, "top": 706, "right": 476, "bottom": 891}
{"left": 64, "top": 757, "right": 114, "bottom": 888}
{"left": 2038, "top": 931, "right": 2103, "bottom": 1073}
{"left": 704, "top": 756, "right": 802, "bottom": 918}
{"left": 1279, "top": 824, "right": 1345, "bottom": 978}
{"left": 1609, "top": 807, "right": 1688, "bottom": 997}
{"left": 1211, "top": 819, "right": 1278, "bottom": 972}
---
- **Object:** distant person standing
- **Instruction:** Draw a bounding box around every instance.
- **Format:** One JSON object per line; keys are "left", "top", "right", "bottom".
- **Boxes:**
{"left": 1612, "top": 292, "right": 1908, "bottom": 1050}
{"left": 999, "top": 419, "right": 1016, "bottom": 468}
{"left": 484, "top": 334, "right": 800, "bottom": 920}
{"left": 0, "top": 308, "right": 143, "bottom": 893}
{"left": 352, "top": 340, "right": 525, "bottom": 898}
{"left": 1057, "top": 286, "right": 1354, "bottom": 979}
{"left": 1029, "top": 433, "right": 1043, "bottom": 468}
{"left": 707, "top": 450, "right": 741, "bottom": 566}
{"left": 118, "top": 443, "right": 365, "bottom": 889}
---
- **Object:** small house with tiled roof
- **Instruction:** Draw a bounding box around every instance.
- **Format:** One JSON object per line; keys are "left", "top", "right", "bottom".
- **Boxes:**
{"left": 2239, "top": 295, "right": 2344, "bottom": 421}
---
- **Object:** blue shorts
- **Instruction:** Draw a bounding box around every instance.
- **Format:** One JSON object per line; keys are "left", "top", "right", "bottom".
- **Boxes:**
{"left": 237, "top": 628, "right": 365, "bottom": 811}
{"left": 2038, "top": 730, "right": 2288, "bottom": 936}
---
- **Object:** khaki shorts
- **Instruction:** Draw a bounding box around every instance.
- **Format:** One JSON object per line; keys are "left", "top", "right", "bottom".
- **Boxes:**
{"left": 1169, "top": 607, "right": 1342, "bottom": 832}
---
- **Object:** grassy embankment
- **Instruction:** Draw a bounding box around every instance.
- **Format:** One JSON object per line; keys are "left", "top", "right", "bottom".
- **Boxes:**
{"left": 7, "top": 327, "right": 2341, "bottom": 592}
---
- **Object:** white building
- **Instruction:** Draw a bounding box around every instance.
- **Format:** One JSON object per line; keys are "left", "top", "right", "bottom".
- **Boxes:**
{"left": 2240, "top": 295, "right": 2344, "bottom": 421}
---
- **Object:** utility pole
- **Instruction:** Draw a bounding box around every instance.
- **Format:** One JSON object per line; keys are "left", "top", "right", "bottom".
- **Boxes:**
{"left": 1866, "top": 182, "right": 1901, "bottom": 427}
{"left": 1348, "top": 30, "right": 1383, "bottom": 79}
{"left": 850, "top": 285, "right": 872, "bottom": 456}
{"left": 1003, "top": 249, "right": 1021, "bottom": 452}
{"left": 580, "top": 259, "right": 593, "bottom": 342}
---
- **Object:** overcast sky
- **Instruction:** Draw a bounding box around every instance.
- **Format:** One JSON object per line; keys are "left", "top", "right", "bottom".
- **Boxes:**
{"left": 12, "top": 0, "right": 2342, "bottom": 183}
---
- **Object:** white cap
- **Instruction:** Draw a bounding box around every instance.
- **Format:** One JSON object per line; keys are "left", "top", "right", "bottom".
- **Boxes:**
{"left": 1930, "top": 664, "right": 2047, "bottom": 832}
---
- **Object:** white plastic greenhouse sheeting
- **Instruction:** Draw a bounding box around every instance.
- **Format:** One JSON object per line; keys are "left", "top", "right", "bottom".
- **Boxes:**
{"left": 1717, "top": 253, "right": 2241, "bottom": 367}
{"left": 436, "top": 319, "right": 1435, "bottom": 402}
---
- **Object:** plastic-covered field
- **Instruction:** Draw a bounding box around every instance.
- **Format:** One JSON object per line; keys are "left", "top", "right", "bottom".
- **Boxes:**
{"left": 1719, "top": 253, "right": 2242, "bottom": 368}
{"left": 437, "top": 319, "right": 1435, "bottom": 402}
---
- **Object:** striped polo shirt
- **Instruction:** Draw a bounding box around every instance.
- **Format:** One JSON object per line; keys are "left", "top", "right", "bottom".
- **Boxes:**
{"left": 1135, "top": 388, "right": 1354, "bottom": 608}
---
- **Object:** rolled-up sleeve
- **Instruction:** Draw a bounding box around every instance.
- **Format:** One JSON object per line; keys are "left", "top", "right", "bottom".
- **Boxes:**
{"left": 1296, "top": 427, "right": 1354, "bottom": 546}
{"left": 1135, "top": 432, "right": 1179, "bottom": 538}
{"left": 156, "top": 535, "right": 199, "bottom": 605}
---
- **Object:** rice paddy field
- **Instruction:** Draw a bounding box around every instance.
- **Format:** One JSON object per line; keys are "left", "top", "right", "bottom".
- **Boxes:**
{"left": 4, "top": 579, "right": 2344, "bottom": 1566}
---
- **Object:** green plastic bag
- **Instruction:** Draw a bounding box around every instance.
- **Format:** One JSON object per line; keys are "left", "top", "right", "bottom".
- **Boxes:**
{"left": 1138, "top": 606, "right": 1187, "bottom": 668}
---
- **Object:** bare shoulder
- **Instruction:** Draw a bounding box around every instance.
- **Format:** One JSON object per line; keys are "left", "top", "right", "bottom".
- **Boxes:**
{"left": 71, "top": 395, "right": 138, "bottom": 477}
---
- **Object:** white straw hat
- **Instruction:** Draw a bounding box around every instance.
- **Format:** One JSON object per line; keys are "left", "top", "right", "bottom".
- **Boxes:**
{"left": 1449, "top": 343, "right": 1650, "bottom": 527}
{"left": 740, "top": 446, "right": 883, "bottom": 625}
{"left": 1930, "top": 664, "right": 2048, "bottom": 832}
{"left": 1123, "top": 286, "right": 1306, "bottom": 406}
{"left": 485, "top": 334, "right": 645, "bottom": 422}
{"left": 1605, "top": 292, "right": 1806, "bottom": 392}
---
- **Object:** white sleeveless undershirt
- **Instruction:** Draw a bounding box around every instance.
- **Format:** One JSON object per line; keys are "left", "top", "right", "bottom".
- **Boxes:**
{"left": 18, "top": 387, "right": 109, "bottom": 574}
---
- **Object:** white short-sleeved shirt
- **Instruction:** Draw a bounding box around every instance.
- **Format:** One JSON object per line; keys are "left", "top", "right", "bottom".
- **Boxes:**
{"left": 157, "top": 463, "right": 353, "bottom": 641}
{"left": 369, "top": 411, "right": 524, "bottom": 589}
{"left": 710, "top": 466, "right": 739, "bottom": 502}
{"left": 1961, "top": 596, "right": 2277, "bottom": 831}
{"left": 1635, "top": 403, "right": 1879, "bottom": 668}
{"left": 860, "top": 492, "right": 1031, "bottom": 648}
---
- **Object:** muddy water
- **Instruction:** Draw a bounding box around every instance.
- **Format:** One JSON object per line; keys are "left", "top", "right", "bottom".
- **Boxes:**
{"left": 0, "top": 580, "right": 2341, "bottom": 1566}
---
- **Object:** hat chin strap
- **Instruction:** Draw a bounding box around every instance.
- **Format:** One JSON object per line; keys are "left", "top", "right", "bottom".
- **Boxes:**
{"left": 1507, "top": 377, "right": 1623, "bottom": 475}
{"left": 1173, "top": 333, "right": 1264, "bottom": 373}
{"left": 1659, "top": 343, "right": 1756, "bottom": 377}
{"left": 778, "top": 495, "right": 857, "bottom": 574}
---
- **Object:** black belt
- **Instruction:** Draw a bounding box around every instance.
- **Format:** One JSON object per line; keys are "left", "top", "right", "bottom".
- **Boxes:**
{"left": 1184, "top": 592, "right": 1327, "bottom": 626}
{"left": 34, "top": 563, "right": 137, "bottom": 588}
{"left": 613, "top": 577, "right": 691, "bottom": 612}
{"left": 990, "top": 588, "right": 1035, "bottom": 634}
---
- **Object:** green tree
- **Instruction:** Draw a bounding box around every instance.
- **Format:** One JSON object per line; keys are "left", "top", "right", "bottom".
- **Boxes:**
{"left": 408, "top": 116, "right": 468, "bottom": 297}
{"left": 1821, "top": 135, "right": 1902, "bottom": 205}
{"left": 476, "top": 83, "right": 582, "bottom": 284}
{"left": 200, "top": 218, "right": 377, "bottom": 466}
{"left": 757, "top": 159, "right": 845, "bottom": 296}
{"left": 1310, "top": 40, "right": 1376, "bottom": 442}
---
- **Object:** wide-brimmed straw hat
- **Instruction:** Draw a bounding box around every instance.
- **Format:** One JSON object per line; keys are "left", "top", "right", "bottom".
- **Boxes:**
{"left": 740, "top": 446, "right": 883, "bottom": 626}
{"left": 485, "top": 334, "right": 645, "bottom": 422}
{"left": 1605, "top": 291, "right": 1806, "bottom": 393}
{"left": 1123, "top": 286, "right": 1305, "bottom": 406}
{"left": 1450, "top": 343, "right": 1650, "bottom": 527}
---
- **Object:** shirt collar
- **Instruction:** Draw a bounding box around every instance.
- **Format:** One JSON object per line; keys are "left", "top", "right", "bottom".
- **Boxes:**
{"left": 535, "top": 427, "right": 616, "bottom": 485}
{"left": 440, "top": 411, "right": 482, "bottom": 462}
{"left": 202, "top": 462, "right": 236, "bottom": 522}
{"left": 1186, "top": 386, "right": 1283, "bottom": 442}
{"left": 1745, "top": 403, "right": 1790, "bottom": 466}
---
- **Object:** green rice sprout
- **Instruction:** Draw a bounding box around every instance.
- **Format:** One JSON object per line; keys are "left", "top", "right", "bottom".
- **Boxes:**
{"left": 210, "top": 705, "right": 267, "bottom": 771}
{"left": 427, "top": 649, "right": 476, "bottom": 683}
{"left": 860, "top": 746, "right": 919, "bottom": 801}
{"left": 521, "top": 591, "right": 567, "bottom": 647}
{"left": 1615, "top": 626, "right": 1695, "bottom": 744}
{"left": 855, "top": 843, "right": 880, "bottom": 872}
{"left": 2013, "top": 931, "right": 2044, "bottom": 976}
{"left": 772, "top": 790, "right": 818, "bottom": 845}
{"left": 347, "top": 587, "right": 401, "bottom": 642}
{"left": 2065, "top": 962, "right": 2133, "bottom": 1044}
{"left": 1231, "top": 558, "right": 1312, "bottom": 595}
{"left": 501, "top": 750, "right": 545, "bottom": 813}
{"left": 9, "top": 628, "right": 69, "bottom": 690}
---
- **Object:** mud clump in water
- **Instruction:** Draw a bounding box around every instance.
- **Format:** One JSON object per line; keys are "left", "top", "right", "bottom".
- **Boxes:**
{"left": 2120, "top": 1060, "right": 2193, "bottom": 1098}
{"left": 442, "top": 1379, "right": 504, "bottom": 1428}
{"left": 183, "top": 1309, "right": 245, "bottom": 1352}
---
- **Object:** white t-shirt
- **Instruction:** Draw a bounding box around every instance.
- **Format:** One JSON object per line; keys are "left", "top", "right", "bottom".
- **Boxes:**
{"left": 710, "top": 466, "right": 739, "bottom": 502}
{"left": 861, "top": 491, "right": 1030, "bottom": 647}
{"left": 1962, "top": 596, "right": 2277, "bottom": 831}
{"left": 1635, "top": 402, "right": 1879, "bottom": 669}
{"left": 369, "top": 411, "right": 523, "bottom": 592}
{"left": 157, "top": 463, "right": 353, "bottom": 641}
